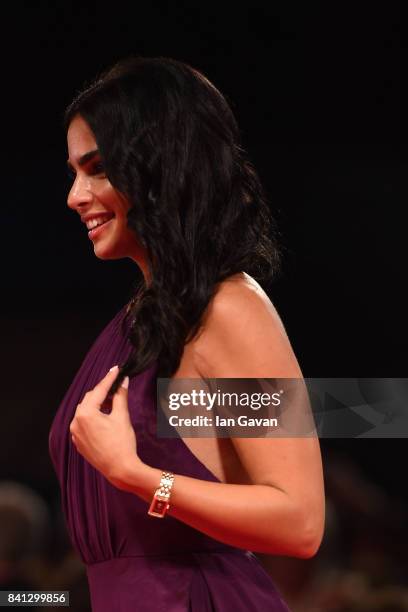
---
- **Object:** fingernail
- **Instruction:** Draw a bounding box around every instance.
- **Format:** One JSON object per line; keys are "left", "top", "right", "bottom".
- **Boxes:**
{"left": 109, "top": 365, "right": 119, "bottom": 372}
{"left": 121, "top": 376, "right": 129, "bottom": 389}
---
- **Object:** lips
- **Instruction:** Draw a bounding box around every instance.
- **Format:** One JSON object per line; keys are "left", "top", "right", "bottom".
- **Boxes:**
{"left": 87, "top": 216, "right": 115, "bottom": 240}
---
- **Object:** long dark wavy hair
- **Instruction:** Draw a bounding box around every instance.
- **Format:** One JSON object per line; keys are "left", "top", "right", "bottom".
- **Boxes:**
{"left": 63, "top": 55, "right": 282, "bottom": 394}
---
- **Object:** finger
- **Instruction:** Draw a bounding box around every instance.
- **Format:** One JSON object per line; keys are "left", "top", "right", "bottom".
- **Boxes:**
{"left": 87, "top": 365, "right": 120, "bottom": 406}
{"left": 111, "top": 376, "right": 129, "bottom": 415}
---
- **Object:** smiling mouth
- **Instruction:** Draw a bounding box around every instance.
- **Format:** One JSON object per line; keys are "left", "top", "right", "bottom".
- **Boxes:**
{"left": 87, "top": 215, "right": 115, "bottom": 238}
{"left": 86, "top": 213, "right": 115, "bottom": 230}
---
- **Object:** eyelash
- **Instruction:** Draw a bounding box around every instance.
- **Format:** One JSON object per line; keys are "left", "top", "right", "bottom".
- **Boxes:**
{"left": 67, "top": 163, "right": 105, "bottom": 180}
{"left": 92, "top": 162, "right": 105, "bottom": 175}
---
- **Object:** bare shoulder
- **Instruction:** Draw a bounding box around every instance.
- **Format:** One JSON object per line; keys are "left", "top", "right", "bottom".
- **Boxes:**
{"left": 199, "top": 272, "right": 286, "bottom": 337}
{"left": 193, "top": 272, "right": 303, "bottom": 378}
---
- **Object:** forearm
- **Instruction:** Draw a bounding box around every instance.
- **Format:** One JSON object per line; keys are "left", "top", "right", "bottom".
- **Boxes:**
{"left": 112, "top": 458, "right": 315, "bottom": 557}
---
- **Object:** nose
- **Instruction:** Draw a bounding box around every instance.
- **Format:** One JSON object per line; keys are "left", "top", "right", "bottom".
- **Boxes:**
{"left": 67, "top": 174, "right": 94, "bottom": 211}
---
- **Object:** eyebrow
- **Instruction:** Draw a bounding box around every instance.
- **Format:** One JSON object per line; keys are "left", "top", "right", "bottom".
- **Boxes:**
{"left": 66, "top": 149, "right": 99, "bottom": 171}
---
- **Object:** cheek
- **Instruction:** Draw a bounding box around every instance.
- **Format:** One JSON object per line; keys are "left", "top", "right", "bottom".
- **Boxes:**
{"left": 96, "top": 183, "right": 125, "bottom": 209}
{"left": 111, "top": 196, "right": 130, "bottom": 218}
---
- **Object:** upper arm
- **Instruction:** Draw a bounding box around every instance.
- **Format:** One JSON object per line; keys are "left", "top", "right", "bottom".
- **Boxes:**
{"left": 193, "top": 282, "right": 325, "bottom": 549}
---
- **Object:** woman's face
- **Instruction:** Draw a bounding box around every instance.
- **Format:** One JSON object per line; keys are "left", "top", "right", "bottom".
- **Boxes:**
{"left": 66, "top": 114, "right": 149, "bottom": 279}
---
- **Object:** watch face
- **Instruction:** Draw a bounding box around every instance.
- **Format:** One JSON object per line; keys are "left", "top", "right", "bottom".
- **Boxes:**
{"left": 148, "top": 496, "right": 169, "bottom": 517}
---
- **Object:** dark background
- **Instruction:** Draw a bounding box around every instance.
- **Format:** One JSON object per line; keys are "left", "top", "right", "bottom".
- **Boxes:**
{"left": 1, "top": 3, "right": 407, "bottom": 608}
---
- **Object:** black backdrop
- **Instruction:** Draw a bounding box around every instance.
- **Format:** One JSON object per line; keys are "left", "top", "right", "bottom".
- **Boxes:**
{"left": 1, "top": 0, "right": 407, "bottom": 545}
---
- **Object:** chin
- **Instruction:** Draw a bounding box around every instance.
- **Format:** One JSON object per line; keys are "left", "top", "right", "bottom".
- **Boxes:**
{"left": 93, "top": 243, "right": 125, "bottom": 260}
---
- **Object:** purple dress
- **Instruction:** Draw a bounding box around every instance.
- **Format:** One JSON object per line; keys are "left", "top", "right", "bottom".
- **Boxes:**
{"left": 49, "top": 304, "right": 291, "bottom": 611}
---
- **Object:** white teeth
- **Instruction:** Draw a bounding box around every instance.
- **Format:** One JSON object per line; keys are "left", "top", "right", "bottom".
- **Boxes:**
{"left": 86, "top": 216, "right": 112, "bottom": 230}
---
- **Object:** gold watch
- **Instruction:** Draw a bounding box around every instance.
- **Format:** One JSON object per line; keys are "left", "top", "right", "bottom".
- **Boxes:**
{"left": 148, "top": 471, "right": 175, "bottom": 518}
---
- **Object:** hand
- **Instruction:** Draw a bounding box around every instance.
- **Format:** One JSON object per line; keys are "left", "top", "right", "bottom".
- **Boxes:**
{"left": 69, "top": 366, "right": 142, "bottom": 487}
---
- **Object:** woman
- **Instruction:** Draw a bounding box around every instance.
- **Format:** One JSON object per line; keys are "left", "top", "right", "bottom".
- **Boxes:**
{"left": 49, "top": 55, "right": 325, "bottom": 611}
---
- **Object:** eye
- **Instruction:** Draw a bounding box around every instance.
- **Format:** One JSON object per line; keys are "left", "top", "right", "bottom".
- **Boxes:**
{"left": 65, "top": 162, "right": 105, "bottom": 182}
{"left": 91, "top": 161, "right": 106, "bottom": 176}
